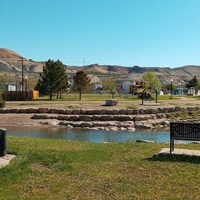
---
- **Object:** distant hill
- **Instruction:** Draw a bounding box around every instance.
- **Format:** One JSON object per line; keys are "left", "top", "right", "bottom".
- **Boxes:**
{"left": 0, "top": 48, "right": 44, "bottom": 73}
{"left": 1, "top": 48, "right": 200, "bottom": 85}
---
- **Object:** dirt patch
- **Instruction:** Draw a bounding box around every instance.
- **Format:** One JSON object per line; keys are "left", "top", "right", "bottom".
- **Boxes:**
{"left": 0, "top": 113, "right": 59, "bottom": 128}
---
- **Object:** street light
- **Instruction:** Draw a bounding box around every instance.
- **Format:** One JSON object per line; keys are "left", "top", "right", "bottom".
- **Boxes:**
{"left": 170, "top": 79, "right": 173, "bottom": 99}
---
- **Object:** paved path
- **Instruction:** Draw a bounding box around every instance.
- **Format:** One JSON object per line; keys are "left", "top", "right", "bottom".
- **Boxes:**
{"left": 0, "top": 154, "right": 16, "bottom": 168}
{"left": 159, "top": 148, "right": 200, "bottom": 156}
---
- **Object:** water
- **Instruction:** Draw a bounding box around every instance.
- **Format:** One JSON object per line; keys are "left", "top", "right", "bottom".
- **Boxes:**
{"left": 5, "top": 127, "right": 171, "bottom": 143}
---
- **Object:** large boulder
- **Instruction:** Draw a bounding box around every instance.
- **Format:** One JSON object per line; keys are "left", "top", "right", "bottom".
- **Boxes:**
{"left": 105, "top": 99, "right": 118, "bottom": 106}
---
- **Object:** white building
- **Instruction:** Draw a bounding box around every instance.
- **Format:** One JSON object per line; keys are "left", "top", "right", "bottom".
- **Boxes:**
{"left": 122, "top": 81, "right": 138, "bottom": 93}
{"left": 188, "top": 87, "right": 195, "bottom": 96}
{"left": 3, "top": 83, "right": 17, "bottom": 91}
{"left": 122, "top": 82, "right": 132, "bottom": 93}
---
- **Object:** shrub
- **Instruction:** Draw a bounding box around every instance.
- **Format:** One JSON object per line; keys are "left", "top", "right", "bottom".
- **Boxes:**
{"left": 0, "top": 92, "right": 5, "bottom": 108}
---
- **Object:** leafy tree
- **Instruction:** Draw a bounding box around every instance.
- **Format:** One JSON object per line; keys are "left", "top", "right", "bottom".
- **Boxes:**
{"left": 0, "top": 78, "right": 5, "bottom": 108}
{"left": 73, "top": 70, "right": 91, "bottom": 100}
{"left": 0, "top": 92, "right": 5, "bottom": 108}
{"left": 102, "top": 78, "right": 116, "bottom": 99}
{"left": 142, "top": 71, "right": 161, "bottom": 92}
{"left": 165, "top": 82, "right": 176, "bottom": 92}
{"left": 185, "top": 76, "right": 198, "bottom": 94}
{"left": 0, "top": 73, "right": 15, "bottom": 83}
{"left": 35, "top": 59, "right": 68, "bottom": 100}
{"left": 26, "top": 77, "right": 38, "bottom": 91}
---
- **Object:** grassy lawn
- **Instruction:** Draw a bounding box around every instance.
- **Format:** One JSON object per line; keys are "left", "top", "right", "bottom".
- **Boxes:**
{"left": 35, "top": 93, "right": 181, "bottom": 101}
{"left": 34, "top": 93, "right": 139, "bottom": 101}
{"left": 1, "top": 136, "right": 200, "bottom": 199}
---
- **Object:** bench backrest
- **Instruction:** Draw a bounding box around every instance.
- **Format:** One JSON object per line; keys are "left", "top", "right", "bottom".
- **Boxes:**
{"left": 170, "top": 122, "right": 200, "bottom": 141}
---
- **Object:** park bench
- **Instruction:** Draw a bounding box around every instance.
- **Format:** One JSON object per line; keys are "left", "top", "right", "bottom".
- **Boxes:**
{"left": 170, "top": 122, "right": 200, "bottom": 153}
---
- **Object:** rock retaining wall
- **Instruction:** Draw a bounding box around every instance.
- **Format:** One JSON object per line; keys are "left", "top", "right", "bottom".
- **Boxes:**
{"left": 1, "top": 106, "right": 198, "bottom": 114}
{"left": 1, "top": 106, "right": 199, "bottom": 131}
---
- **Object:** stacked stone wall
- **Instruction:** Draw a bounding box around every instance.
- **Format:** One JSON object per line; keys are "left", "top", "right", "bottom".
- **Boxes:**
{"left": 0, "top": 106, "right": 199, "bottom": 131}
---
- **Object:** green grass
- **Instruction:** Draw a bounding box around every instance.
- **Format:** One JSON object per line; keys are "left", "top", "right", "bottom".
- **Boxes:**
{"left": 156, "top": 95, "right": 180, "bottom": 100}
{"left": 34, "top": 93, "right": 182, "bottom": 102}
{"left": 1, "top": 137, "right": 200, "bottom": 199}
{"left": 18, "top": 103, "right": 38, "bottom": 106}
{"left": 34, "top": 93, "right": 139, "bottom": 101}
{"left": 170, "top": 110, "right": 200, "bottom": 121}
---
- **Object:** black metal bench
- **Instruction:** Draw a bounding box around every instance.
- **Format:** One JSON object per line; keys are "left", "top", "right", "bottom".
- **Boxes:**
{"left": 170, "top": 122, "right": 200, "bottom": 153}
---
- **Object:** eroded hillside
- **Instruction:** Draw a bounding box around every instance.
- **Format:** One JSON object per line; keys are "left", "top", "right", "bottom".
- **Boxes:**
{"left": 1, "top": 48, "right": 200, "bottom": 85}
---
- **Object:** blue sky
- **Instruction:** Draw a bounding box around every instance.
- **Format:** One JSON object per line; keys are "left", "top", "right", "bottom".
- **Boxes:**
{"left": 1, "top": 0, "right": 200, "bottom": 68}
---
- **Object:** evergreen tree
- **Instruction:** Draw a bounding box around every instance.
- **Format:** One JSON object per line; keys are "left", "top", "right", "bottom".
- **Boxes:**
{"left": 55, "top": 65, "right": 69, "bottom": 99}
{"left": 73, "top": 70, "right": 91, "bottom": 100}
{"left": 185, "top": 76, "right": 198, "bottom": 94}
{"left": 35, "top": 59, "right": 68, "bottom": 100}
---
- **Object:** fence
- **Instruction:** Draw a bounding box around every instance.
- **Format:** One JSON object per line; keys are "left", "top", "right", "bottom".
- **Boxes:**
{"left": 3, "top": 90, "right": 39, "bottom": 101}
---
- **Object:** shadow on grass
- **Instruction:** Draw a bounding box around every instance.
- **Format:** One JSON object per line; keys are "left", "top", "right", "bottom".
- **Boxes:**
{"left": 146, "top": 153, "right": 200, "bottom": 164}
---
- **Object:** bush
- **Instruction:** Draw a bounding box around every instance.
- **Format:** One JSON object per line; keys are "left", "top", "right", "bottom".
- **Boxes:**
{"left": 0, "top": 92, "right": 5, "bottom": 108}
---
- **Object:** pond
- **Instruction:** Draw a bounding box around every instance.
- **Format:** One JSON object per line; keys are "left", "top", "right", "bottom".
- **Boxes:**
{"left": 5, "top": 127, "right": 171, "bottom": 143}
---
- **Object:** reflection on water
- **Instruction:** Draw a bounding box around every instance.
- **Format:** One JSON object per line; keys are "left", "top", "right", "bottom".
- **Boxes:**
{"left": 6, "top": 127, "right": 171, "bottom": 143}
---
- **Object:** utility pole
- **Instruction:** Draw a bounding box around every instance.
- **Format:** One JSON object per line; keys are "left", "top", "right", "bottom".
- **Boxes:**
{"left": 18, "top": 57, "right": 26, "bottom": 91}
{"left": 170, "top": 79, "right": 173, "bottom": 99}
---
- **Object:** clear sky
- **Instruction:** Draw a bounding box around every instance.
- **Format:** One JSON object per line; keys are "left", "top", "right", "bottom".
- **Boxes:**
{"left": 1, "top": 0, "right": 200, "bottom": 68}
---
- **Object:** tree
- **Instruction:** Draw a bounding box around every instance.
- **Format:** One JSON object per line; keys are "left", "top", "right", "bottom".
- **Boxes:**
{"left": 54, "top": 65, "right": 69, "bottom": 99}
{"left": 102, "top": 78, "right": 116, "bottom": 99}
{"left": 0, "top": 91, "right": 5, "bottom": 108}
{"left": 35, "top": 59, "right": 68, "bottom": 100}
{"left": 55, "top": 76, "right": 69, "bottom": 99}
{"left": 185, "top": 76, "right": 198, "bottom": 94}
{"left": 26, "top": 77, "right": 38, "bottom": 91}
{"left": 196, "top": 81, "right": 200, "bottom": 93}
{"left": 73, "top": 70, "right": 91, "bottom": 100}
{"left": 165, "top": 83, "right": 176, "bottom": 93}
{"left": 0, "top": 73, "right": 15, "bottom": 84}
{"left": 142, "top": 71, "right": 161, "bottom": 92}
{"left": 0, "top": 77, "right": 5, "bottom": 108}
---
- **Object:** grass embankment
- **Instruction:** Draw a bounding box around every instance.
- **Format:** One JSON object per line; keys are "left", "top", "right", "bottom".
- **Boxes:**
{"left": 1, "top": 137, "right": 200, "bottom": 199}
